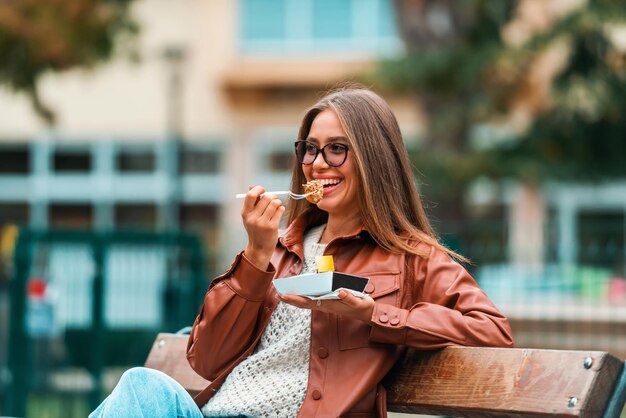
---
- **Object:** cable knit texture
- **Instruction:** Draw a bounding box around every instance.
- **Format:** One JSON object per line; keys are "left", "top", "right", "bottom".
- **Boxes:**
{"left": 201, "top": 224, "right": 326, "bottom": 418}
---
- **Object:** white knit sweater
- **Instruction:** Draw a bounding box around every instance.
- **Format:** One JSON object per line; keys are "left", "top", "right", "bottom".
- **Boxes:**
{"left": 201, "top": 224, "right": 327, "bottom": 418}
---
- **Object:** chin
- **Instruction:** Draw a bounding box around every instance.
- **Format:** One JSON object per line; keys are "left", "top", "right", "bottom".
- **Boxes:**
{"left": 317, "top": 197, "right": 342, "bottom": 213}
{"left": 316, "top": 200, "right": 333, "bottom": 212}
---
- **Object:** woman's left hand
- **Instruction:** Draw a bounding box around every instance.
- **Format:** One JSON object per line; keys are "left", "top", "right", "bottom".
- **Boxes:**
{"left": 281, "top": 290, "right": 375, "bottom": 323}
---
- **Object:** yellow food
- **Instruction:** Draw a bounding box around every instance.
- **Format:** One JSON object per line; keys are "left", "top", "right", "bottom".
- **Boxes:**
{"left": 315, "top": 255, "right": 335, "bottom": 273}
{"left": 303, "top": 180, "right": 323, "bottom": 204}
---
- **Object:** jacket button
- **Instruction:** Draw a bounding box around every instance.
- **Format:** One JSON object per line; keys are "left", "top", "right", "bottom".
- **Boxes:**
{"left": 312, "top": 389, "right": 322, "bottom": 400}
{"left": 318, "top": 347, "right": 329, "bottom": 359}
{"left": 390, "top": 317, "right": 400, "bottom": 326}
{"left": 364, "top": 283, "right": 375, "bottom": 293}
{"left": 379, "top": 314, "right": 389, "bottom": 323}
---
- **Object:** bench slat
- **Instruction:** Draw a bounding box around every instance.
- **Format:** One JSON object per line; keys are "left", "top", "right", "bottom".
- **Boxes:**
{"left": 144, "top": 333, "right": 209, "bottom": 397}
{"left": 384, "top": 347, "right": 623, "bottom": 418}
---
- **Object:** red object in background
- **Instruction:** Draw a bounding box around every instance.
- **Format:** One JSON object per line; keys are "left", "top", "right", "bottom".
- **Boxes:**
{"left": 608, "top": 278, "right": 626, "bottom": 305}
{"left": 27, "top": 278, "right": 47, "bottom": 299}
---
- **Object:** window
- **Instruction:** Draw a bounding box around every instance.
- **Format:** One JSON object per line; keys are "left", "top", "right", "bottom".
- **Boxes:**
{"left": 544, "top": 208, "right": 560, "bottom": 263}
{"left": 115, "top": 204, "right": 157, "bottom": 230}
{"left": 179, "top": 148, "right": 221, "bottom": 174}
{"left": 179, "top": 204, "right": 220, "bottom": 272}
{"left": 0, "top": 145, "right": 29, "bottom": 174}
{"left": 179, "top": 204, "right": 218, "bottom": 234}
{"left": 312, "top": 0, "right": 352, "bottom": 40}
{"left": 53, "top": 150, "right": 91, "bottom": 173}
{"left": 116, "top": 149, "right": 155, "bottom": 173}
{"left": 577, "top": 210, "right": 624, "bottom": 270}
{"left": 240, "top": 0, "right": 400, "bottom": 55}
{"left": 49, "top": 204, "right": 93, "bottom": 228}
{"left": 268, "top": 150, "right": 293, "bottom": 172}
{"left": 242, "top": 0, "right": 286, "bottom": 41}
{"left": 0, "top": 203, "right": 29, "bottom": 227}
{"left": 454, "top": 204, "right": 508, "bottom": 265}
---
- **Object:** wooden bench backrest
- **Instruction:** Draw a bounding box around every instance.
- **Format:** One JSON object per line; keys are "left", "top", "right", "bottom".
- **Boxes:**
{"left": 144, "top": 333, "right": 209, "bottom": 397}
{"left": 145, "top": 333, "right": 626, "bottom": 417}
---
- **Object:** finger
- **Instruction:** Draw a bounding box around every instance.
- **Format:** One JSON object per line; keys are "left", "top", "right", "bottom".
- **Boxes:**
{"left": 281, "top": 294, "right": 305, "bottom": 305}
{"left": 269, "top": 204, "right": 286, "bottom": 226}
{"left": 337, "top": 290, "right": 351, "bottom": 303}
{"left": 242, "top": 186, "right": 265, "bottom": 213}
{"left": 337, "top": 290, "right": 362, "bottom": 307}
{"left": 281, "top": 294, "right": 315, "bottom": 309}
{"left": 270, "top": 206, "right": 287, "bottom": 227}
{"left": 246, "top": 193, "right": 276, "bottom": 223}
{"left": 254, "top": 193, "right": 278, "bottom": 216}
{"left": 247, "top": 193, "right": 277, "bottom": 219}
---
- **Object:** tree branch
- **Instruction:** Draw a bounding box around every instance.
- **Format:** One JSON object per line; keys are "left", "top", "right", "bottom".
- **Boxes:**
{"left": 27, "top": 83, "right": 56, "bottom": 127}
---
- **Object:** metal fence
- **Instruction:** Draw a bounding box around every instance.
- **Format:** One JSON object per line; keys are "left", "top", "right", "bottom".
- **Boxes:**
{"left": 444, "top": 217, "right": 626, "bottom": 361}
{"left": 1, "top": 217, "right": 625, "bottom": 417}
{"left": 2, "top": 229, "right": 208, "bottom": 417}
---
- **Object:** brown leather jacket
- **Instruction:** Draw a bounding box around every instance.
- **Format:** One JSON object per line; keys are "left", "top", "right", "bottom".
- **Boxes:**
{"left": 187, "top": 208, "right": 514, "bottom": 417}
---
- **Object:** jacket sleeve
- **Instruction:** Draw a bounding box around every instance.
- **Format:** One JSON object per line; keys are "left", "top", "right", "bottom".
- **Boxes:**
{"left": 368, "top": 245, "right": 514, "bottom": 349}
{"left": 186, "top": 251, "right": 275, "bottom": 381}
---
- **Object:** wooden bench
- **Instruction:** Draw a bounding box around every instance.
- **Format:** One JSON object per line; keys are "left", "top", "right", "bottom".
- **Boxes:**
{"left": 145, "top": 333, "right": 626, "bottom": 417}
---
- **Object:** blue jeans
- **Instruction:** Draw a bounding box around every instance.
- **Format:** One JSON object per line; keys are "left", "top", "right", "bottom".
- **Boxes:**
{"left": 88, "top": 367, "right": 204, "bottom": 418}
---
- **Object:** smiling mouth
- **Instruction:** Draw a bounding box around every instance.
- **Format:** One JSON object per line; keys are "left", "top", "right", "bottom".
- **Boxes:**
{"left": 319, "top": 179, "right": 342, "bottom": 190}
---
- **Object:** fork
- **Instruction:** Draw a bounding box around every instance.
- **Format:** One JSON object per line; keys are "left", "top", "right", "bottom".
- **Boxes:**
{"left": 235, "top": 190, "right": 313, "bottom": 200}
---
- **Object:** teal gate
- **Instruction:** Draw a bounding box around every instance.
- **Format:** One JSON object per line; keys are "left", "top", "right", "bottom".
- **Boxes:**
{"left": 4, "top": 229, "right": 208, "bottom": 417}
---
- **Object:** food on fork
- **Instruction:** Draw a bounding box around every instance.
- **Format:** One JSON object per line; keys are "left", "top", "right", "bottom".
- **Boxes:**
{"left": 303, "top": 180, "right": 324, "bottom": 204}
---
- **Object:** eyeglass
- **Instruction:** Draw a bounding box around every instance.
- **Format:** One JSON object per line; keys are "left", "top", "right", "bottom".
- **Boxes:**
{"left": 294, "top": 140, "right": 349, "bottom": 167}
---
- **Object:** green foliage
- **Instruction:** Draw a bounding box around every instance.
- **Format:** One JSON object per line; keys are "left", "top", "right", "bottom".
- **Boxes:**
{"left": 0, "top": 0, "right": 138, "bottom": 125}
{"left": 493, "top": 0, "right": 626, "bottom": 181}
{"left": 377, "top": 0, "right": 626, "bottom": 187}
{"left": 377, "top": 1, "right": 516, "bottom": 140}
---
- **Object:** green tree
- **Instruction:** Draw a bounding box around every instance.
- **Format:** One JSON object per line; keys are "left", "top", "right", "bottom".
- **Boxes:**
{"left": 376, "top": 0, "right": 626, "bottom": 205}
{"left": 492, "top": 0, "right": 626, "bottom": 181}
{"left": 0, "top": 0, "right": 138, "bottom": 126}
{"left": 376, "top": 1, "right": 517, "bottom": 222}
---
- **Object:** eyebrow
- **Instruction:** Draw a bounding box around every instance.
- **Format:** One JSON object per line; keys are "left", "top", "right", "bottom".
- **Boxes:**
{"left": 305, "top": 136, "right": 349, "bottom": 144}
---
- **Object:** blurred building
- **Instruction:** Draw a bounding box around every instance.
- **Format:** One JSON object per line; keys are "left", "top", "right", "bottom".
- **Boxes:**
{"left": 0, "top": 4, "right": 422, "bottom": 413}
{"left": 0, "top": 0, "right": 421, "bottom": 271}
{"left": 469, "top": 0, "right": 626, "bottom": 298}
{"left": 0, "top": 0, "right": 624, "bottom": 306}
{"left": 0, "top": 0, "right": 625, "bottom": 392}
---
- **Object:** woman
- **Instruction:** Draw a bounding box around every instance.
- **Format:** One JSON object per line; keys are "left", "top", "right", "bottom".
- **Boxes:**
{"left": 90, "top": 87, "right": 513, "bottom": 418}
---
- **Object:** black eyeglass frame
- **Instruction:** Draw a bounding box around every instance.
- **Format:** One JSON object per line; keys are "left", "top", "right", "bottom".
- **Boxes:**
{"left": 294, "top": 140, "right": 349, "bottom": 167}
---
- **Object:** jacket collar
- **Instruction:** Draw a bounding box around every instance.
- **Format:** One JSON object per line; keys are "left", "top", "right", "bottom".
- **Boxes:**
{"left": 278, "top": 207, "right": 369, "bottom": 252}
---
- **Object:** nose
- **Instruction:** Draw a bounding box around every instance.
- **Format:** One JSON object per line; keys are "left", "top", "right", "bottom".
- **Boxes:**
{"left": 312, "top": 149, "right": 329, "bottom": 169}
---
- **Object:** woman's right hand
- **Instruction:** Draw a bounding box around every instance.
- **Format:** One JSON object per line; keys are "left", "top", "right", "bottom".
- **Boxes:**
{"left": 241, "top": 185, "right": 285, "bottom": 270}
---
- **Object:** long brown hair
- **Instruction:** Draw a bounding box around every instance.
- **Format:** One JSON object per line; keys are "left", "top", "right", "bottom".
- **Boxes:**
{"left": 286, "top": 87, "right": 463, "bottom": 260}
